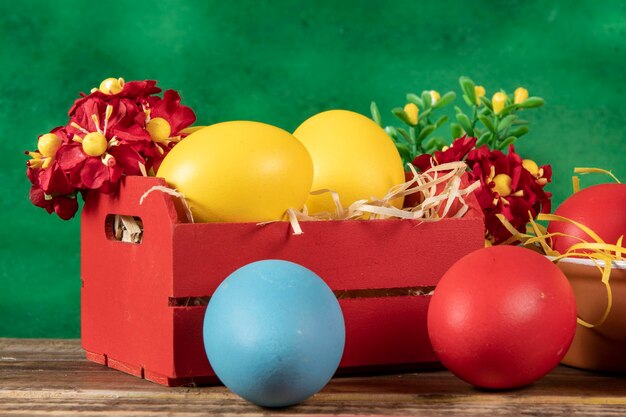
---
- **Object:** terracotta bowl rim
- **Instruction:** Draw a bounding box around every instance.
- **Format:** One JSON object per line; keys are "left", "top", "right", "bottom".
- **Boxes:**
{"left": 547, "top": 256, "right": 626, "bottom": 269}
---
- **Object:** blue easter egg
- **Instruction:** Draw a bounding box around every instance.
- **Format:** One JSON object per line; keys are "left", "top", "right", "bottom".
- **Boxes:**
{"left": 203, "top": 260, "right": 345, "bottom": 408}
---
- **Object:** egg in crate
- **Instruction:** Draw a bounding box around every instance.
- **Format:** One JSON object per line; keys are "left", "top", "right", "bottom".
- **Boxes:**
{"left": 293, "top": 110, "right": 405, "bottom": 215}
{"left": 157, "top": 121, "right": 314, "bottom": 223}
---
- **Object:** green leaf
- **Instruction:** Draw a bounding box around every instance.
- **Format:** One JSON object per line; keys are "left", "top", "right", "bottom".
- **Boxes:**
{"left": 418, "top": 107, "right": 432, "bottom": 123}
{"left": 384, "top": 126, "right": 398, "bottom": 139}
{"left": 455, "top": 113, "right": 473, "bottom": 135}
{"left": 396, "top": 141, "right": 410, "bottom": 153}
{"left": 433, "top": 136, "right": 447, "bottom": 150}
{"left": 433, "top": 137, "right": 447, "bottom": 150}
{"left": 433, "top": 91, "right": 456, "bottom": 109}
{"left": 424, "top": 136, "right": 447, "bottom": 153}
{"left": 396, "top": 127, "right": 414, "bottom": 144}
{"left": 395, "top": 142, "right": 412, "bottom": 163}
{"left": 508, "top": 125, "right": 529, "bottom": 137}
{"left": 450, "top": 123, "right": 464, "bottom": 139}
{"left": 459, "top": 76, "right": 476, "bottom": 105}
{"left": 501, "top": 104, "right": 517, "bottom": 115}
{"left": 370, "top": 102, "right": 382, "bottom": 126}
{"left": 423, "top": 136, "right": 439, "bottom": 150}
{"left": 421, "top": 91, "right": 433, "bottom": 109}
{"left": 462, "top": 94, "right": 474, "bottom": 107}
{"left": 477, "top": 131, "right": 491, "bottom": 146}
{"left": 512, "top": 119, "right": 529, "bottom": 125}
{"left": 517, "top": 97, "right": 545, "bottom": 108}
{"left": 417, "top": 124, "right": 436, "bottom": 141}
{"left": 497, "top": 114, "right": 517, "bottom": 133}
{"left": 454, "top": 105, "right": 464, "bottom": 114}
{"left": 479, "top": 95, "right": 493, "bottom": 110}
{"left": 498, "top": 136, "right": 517, "bottom": 150}
{"left": 406, "top": 93, "right": 424, "bottom": 108}
{"left": 477, "top": 114, "right": 496, "bottom": 133}
{"left": 434, "top": 115, "right": 449, "bottom": 128}
{"left": 392, "top": 107, "right": 412, "bottom": 125}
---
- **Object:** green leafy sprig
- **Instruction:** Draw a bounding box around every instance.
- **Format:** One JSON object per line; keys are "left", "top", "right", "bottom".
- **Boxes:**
{"left": 455, "top": 76, "right": 544, "bottom": 151}
{"left": 371, "top": 76, "right": 545, "bottom": 165}
{"left": 371, "top": 89, "right": 455, "bottom": 164}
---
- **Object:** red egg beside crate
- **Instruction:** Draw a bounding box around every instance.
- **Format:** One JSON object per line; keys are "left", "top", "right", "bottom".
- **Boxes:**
{"left": 81, "top": 175, "right": 484, "bottom": 386}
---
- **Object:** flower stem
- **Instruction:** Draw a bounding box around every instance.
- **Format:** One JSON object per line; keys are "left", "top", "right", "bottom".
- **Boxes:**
{"left": 492, "top": 117, "right": 499, "bottom": 148}
{"left": 470, "top": 107, "right": 478, "bottom": 130}
{"left": 410, "top": 126, "right": 417, "bottom": 156}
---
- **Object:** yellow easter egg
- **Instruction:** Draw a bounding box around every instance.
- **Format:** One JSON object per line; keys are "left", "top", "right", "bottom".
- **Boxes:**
{"left": 293, "top": 110, "right": 405, "bottom": 214}
{"left": 157, "top": 121, "right": 314, "bottom": 223}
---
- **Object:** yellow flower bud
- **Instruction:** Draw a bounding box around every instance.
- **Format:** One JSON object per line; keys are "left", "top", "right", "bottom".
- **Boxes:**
{"left": 146, "top": 117, "right": 172, "bottom": 141}
{"left": 522, "top": 159, "right": 539, "bottom": 176}
{"left": 474, "top": 86, "right": 486, "bottom": 105}
{"left": 492, "top": 173, "right": 512, "bottom": 197}
{"left": 99, "top": 77, "right": 125, "bottom": 95}
{"left": 403, "top": 103, "right": 419, "bottom": 125}
{"left": 492, "top": 92, "right": 507, "bottom": 115}
{"left": 38, "top": 133, "right": 62, "bottom": 158}
{"left": 82, "top": 132, "right": 108, "bottom": 157}
{"left": 429, "top": 90, "right": 440, "bottom": 105}
{"left": 514, "top": 87, "right": 529, "bottom": 104}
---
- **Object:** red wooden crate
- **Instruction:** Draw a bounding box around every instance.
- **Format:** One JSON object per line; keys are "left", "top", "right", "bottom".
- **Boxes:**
{"left": 81, "top": 175, "right": 484, "bottom": 386}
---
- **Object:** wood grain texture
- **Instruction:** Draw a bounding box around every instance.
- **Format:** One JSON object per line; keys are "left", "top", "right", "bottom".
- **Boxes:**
{"left": 1, "top": 338, "right": 626, "bottom": 416}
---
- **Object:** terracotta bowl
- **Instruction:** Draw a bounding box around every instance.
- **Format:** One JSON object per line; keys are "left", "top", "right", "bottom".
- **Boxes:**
{"left": 556, "top": 258, "right": 626, "bottom": 373}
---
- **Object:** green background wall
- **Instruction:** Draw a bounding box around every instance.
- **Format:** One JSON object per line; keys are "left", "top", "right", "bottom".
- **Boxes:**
{"left": 1, "top": 0, "right": 624, "bottom": 337}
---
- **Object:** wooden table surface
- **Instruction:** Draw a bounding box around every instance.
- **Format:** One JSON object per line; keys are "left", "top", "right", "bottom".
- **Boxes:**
{"left": 1, "top": 338, "right": 626, "bottom": 416}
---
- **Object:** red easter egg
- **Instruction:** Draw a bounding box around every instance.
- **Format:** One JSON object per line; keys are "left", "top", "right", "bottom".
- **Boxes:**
{"left": 428, "top": 246, "right": 577, "bottom": 389}
{"left": 547, "top": 183, "right": 626, "bottom": 254}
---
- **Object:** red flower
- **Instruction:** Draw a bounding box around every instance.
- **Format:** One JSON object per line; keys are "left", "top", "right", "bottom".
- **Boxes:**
{"left": 39, "top": 160, "right": 75, "bottom": 195}
{"left": 62, "top": 98, "right": 150, "bottom": 192}
{"left": 141, "top": 89, "right": 197, "bottom": 171}
{"left": 412, "top": 137, "right": 552, "bottom": 244}
{"left": 68, "top": 79, "right": 161, "bottom": 115}
{"left": 466, "top": 145, "right": 551, "bottom": 244}
{"left": 26, "top": 158, "right": 73, "bottom": 195}
{"left": 56, "top": 143, "right": 119, "bottom": 193}
{"left": 114, "top": 79, "right": 161, "bottom": 99}
{"left": 25, "top": 127, "right": 79, "bottom": 219}
{"left": 69, "top": 95, "right": 151, "bottom": 144}
{"left": 28, "top": 180, "right": 79, "bottom": 220}
{"left": 412, "top": 135, "right": 477, "bottom": 172}
{"left": 25, "top": 127, "right": 75, "bottom": 195}
{"left": 24, "top": 78, "right": 197, "bottom": 220}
